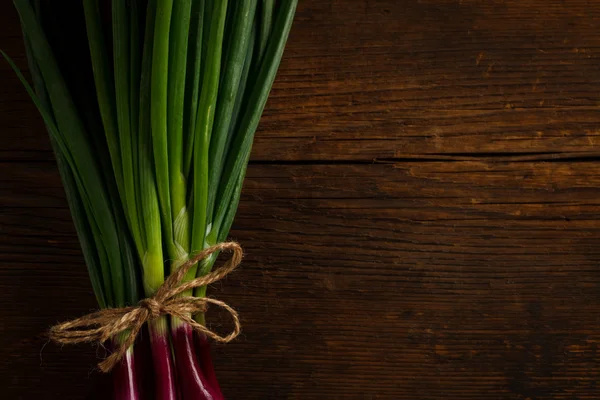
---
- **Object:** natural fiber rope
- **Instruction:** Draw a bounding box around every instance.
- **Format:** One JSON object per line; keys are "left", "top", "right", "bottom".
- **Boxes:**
{"left": 49, "top": 242, "right": 243, "bottom": 372}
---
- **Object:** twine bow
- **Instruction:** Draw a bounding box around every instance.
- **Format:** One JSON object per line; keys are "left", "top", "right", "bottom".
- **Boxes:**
{"left": 49, "top": 242, "right": 243, "bottom": 372}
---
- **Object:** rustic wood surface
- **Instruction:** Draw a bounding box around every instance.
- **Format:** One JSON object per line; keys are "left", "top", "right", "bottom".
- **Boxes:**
{"left": 1, "top": 1, "right": 600, "bottom": 399}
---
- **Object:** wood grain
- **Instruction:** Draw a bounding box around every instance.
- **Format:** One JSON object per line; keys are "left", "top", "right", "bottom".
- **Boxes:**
{"left": 1, "top": 0, "right": 600, "bottom": 399}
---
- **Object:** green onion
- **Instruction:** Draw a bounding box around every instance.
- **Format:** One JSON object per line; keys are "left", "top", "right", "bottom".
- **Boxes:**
{"left": 5, "top": 0, "right": 298, "bottom": 397}
{"left": 168, "top": 0, "right": 193, "bottom": 262}
{"left": 191, "top": 0, "right": 229, "bottom": 256}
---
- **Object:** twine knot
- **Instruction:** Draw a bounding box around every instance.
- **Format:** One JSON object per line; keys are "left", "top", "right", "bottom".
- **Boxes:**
{"left": 49, "top": 242, "right": 243, "bottom": 372}
{"left": 138, "top": 298, "right": 164, "bottom": 320}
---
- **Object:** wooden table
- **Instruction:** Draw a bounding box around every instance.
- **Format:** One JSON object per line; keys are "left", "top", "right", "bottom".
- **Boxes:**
{"left": 1, "top": 1, "right": 599, "bottom": 399}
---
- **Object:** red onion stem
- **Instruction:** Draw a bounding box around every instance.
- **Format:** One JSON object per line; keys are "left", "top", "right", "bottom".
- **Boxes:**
{"left": 172, "top": 318, "right": 219, "bottom": 399}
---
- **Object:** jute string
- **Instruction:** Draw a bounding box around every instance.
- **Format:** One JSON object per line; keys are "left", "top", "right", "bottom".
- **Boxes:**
{"left": 49, "top": 242, "right": 243, "bottom": 372}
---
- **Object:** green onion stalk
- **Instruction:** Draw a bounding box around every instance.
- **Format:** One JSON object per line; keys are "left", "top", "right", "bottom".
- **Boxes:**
{"left": 4, "top": 0, "right": 297, "bottom": 399}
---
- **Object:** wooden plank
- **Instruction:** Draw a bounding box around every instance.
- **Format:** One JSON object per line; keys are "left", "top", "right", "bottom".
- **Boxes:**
{"left": 1, "top": 161, "right": 599, "bottom": 399}
{"left": 2, "top": 1, "right": 600, "bottom": 162}
{"left": 256, "top": 0, "right": 600, "bottom": 160}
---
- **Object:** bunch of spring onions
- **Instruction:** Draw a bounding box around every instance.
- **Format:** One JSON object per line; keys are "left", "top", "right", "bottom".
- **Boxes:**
{"left": 4, "top": 0, "right": 297, "bottom": 398}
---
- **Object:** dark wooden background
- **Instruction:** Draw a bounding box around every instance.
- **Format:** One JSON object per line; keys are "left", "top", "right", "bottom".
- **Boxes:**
{"left": 2, "top": 1, "right": 600, "bottom": 399}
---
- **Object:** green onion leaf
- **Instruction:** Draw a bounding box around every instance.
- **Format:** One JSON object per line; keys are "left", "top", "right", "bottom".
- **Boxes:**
{"left": 212, "top": 0, "right": 297, "bottom": 237}
{"left": 190, "top": 0, "right": 229, "bottom": 255}
{"left": 206, "top": 0, "right": 257, "bottom": 222}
